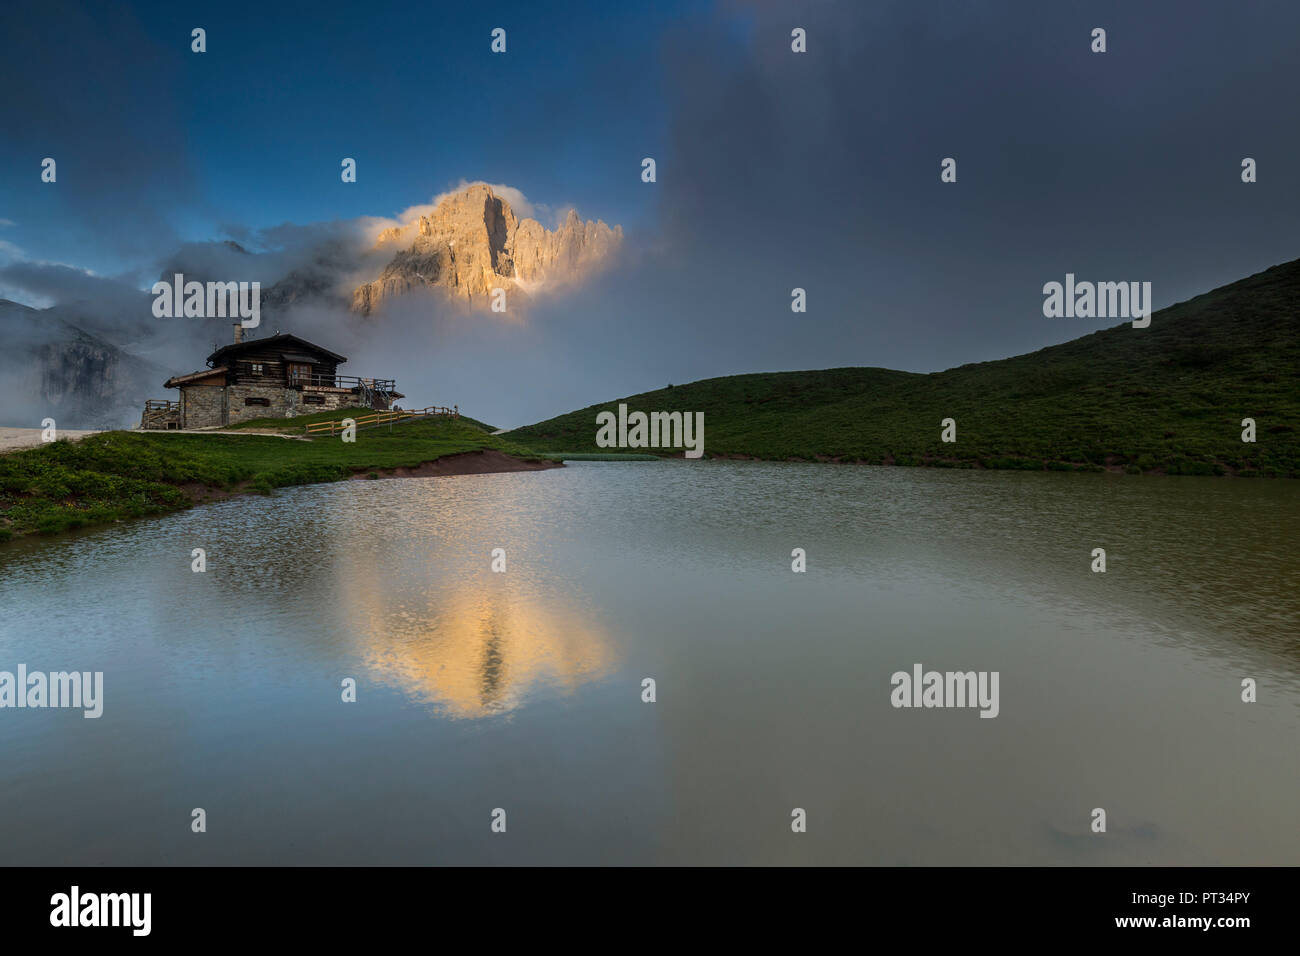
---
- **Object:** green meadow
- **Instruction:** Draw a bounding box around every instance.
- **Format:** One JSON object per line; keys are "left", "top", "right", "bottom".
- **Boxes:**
{"left": 0, "top": 414, "right": 551, "bottom": 540}
{"left": 510, "top": 259, "right": 1300, "bottom": 477}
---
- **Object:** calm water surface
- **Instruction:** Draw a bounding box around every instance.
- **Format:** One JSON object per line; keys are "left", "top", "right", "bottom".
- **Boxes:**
{"left": 1, "top": 462, "right": 1297, "bottom": 864}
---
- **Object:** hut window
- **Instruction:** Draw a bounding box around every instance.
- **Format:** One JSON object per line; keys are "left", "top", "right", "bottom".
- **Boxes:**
{"left": 244, "top": 397, "right": 270, "bottom": 407}
{"left": 250, "top": 363, "right": 264, "bottom": 374}
{"left": 303, "top": 394, "right": 325, "bottom": 405}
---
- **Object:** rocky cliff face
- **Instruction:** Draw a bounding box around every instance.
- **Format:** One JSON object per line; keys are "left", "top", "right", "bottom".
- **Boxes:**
{"left": 0, "top": 300, "right": 169, "bottom": 429}
{"left": 352, "top": 184, "right": 621, "bottom": 314}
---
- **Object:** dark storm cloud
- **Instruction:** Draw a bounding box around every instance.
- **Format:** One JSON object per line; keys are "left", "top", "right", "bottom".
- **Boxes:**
{"left": 330, "top": 0, "right": 1300, "bottom": 428}
{"left": 0, "top": 0, "right": 199, "bottom": 261}
{"left": 606, "top": 0, "right": 1300, "bottom": 385}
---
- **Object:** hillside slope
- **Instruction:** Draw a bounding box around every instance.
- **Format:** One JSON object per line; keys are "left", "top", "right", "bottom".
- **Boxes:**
{"left": 510, "top": 259, "right": 1300, "bottom": 476}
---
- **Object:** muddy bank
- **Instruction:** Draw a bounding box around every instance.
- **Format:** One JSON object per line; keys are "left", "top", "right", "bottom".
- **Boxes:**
{"left": 175, "top": 451, "right": 560, "bottom": 508}
{"left": 178, "top": 480, "right": 256, "bottom": 505}
{"left": 349, "top": 449, "right": 564, "bottom": 480}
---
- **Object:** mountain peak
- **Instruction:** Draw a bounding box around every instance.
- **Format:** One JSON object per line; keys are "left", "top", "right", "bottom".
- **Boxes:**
{"left": 352, "top": 184, "right": 620, "bottom": 314}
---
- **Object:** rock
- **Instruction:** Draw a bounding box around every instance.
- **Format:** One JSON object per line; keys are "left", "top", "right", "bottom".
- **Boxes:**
{"left": 352, "top": 183, "right": 621, "bottom": 314}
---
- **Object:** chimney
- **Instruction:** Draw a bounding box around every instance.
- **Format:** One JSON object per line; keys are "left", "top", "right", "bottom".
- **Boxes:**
{"left": 232, "top": 323, "right": 243, "bottom": 345}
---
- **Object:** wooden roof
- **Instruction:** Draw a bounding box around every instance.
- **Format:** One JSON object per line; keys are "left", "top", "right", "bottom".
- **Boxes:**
{"left": 164, "top": 367, "right": 229, "bottom": 388}
{"left": 207, "top": 333, "right": 347, "bottom": 367}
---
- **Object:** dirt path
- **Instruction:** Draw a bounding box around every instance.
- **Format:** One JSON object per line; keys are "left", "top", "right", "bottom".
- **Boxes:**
{"left": 0, "top": 426, "right": 309, "bottom": 455}
{"left": 0, "top": 427, "right": 102, "bottom": 453}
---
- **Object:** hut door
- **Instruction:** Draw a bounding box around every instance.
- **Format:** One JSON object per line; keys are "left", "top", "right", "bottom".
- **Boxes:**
{"left": 288, "top": 363, "right": 312, "bottom": 386}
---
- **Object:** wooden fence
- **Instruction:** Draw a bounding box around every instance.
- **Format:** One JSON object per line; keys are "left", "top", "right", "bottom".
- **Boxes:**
{"left": 305, "top": 405, "right": 459, "bottom": 436}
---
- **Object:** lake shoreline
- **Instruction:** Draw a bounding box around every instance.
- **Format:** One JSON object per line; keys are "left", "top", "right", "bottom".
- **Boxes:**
{"left": 176, "top": 449, "right": 564, "bottom": 509}
{"left": 347, "top": 448, "right": 565, "bottom": 480}
{"left": 662, "top": 451, "right": 1274, "bottom": 477}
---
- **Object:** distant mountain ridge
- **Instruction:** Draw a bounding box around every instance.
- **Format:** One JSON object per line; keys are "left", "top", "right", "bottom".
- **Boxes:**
{"left": 0, "top": 298, "right": 170, "bottom": 430}
{"left": 509, "top": 258, "right": 1300, "bottom": 477}
{"left": 151, "top": 183, "right": 622, "bottom": 319}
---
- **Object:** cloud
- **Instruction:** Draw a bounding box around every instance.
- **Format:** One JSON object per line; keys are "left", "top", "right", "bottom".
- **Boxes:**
{"left": 433, "top": 181, "right": 537, "bottom": 219}
{"left": 0, "top": 260, "right": 153, "bottom": 331}
{"left": 0, "top": 0, "right": 199, "bottom": 261}
{"left": 156, "top": 219, "right": 377, "bottom": 298}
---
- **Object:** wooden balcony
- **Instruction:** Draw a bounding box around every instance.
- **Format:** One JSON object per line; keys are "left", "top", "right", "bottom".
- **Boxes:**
{"left": 288, "top": 373, "right": 398, "bottom": 393}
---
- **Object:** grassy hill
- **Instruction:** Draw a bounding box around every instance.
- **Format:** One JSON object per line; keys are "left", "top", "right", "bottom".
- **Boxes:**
{"left": 0, "top": 414, "right": 553, "bottom": 540}
{"left": 509, "top": 259, "right": 1300, "bottom": 477}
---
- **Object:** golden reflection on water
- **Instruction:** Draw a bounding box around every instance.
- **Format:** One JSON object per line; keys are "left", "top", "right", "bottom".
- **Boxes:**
{"left": 317, "top": 475, "right": 618, "bottom": 718}
{"left": 353, "top": 586, "right": 615, "bottom": 718}
{"left": 328, "top": 477, "right": 617, "bottom": 717}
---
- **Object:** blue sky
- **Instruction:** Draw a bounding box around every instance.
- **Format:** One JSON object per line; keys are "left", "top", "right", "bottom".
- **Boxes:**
{"left": 2, "top": 0, "right": 711, "bottom": 273}
{"left": 177, "top": 0, "right": 687, "bottom": 233}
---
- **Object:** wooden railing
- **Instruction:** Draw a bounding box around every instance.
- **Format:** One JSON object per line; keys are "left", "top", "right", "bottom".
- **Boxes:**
{"left": 140, "top": 399, "right": 182, "bottom": 430}
{"left": 305, "top": 405, "right": 459, "bottom": 436}
{"left": 289, "top": 374, "right": 398, "bottom": 392}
